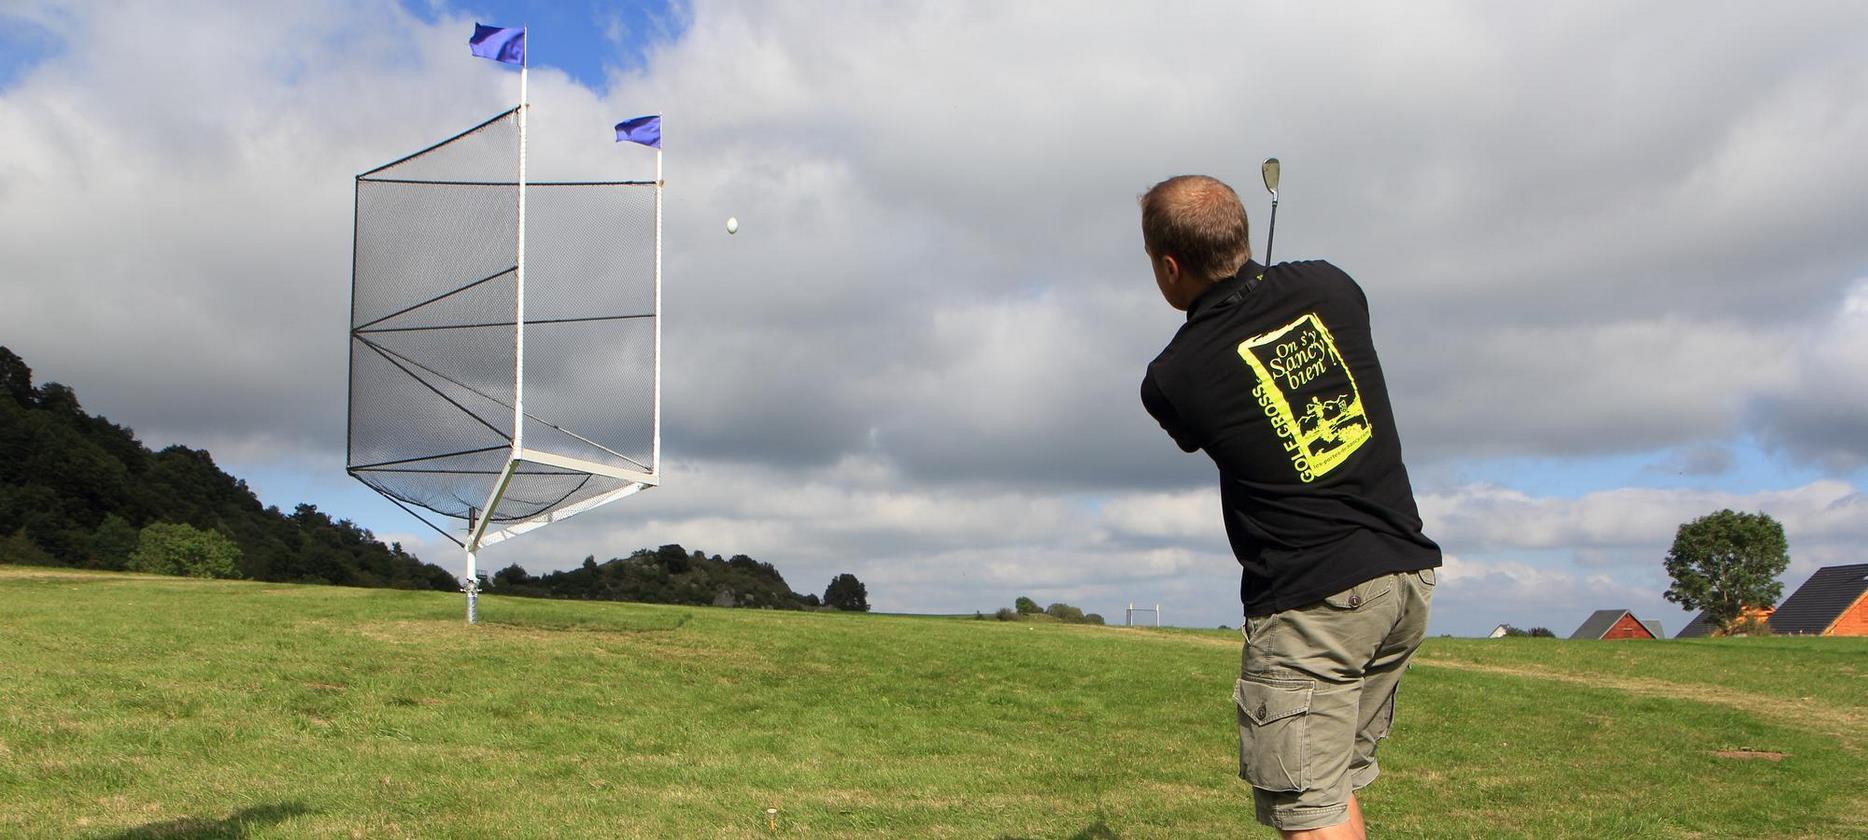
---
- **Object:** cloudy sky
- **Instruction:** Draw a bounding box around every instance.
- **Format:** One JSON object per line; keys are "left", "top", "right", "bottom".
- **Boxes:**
{"left": 3, "top": 1, "right": 1865, "bottom": 635}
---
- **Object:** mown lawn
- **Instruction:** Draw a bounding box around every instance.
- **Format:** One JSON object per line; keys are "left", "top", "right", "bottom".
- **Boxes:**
{"left": 0, "top": 567, "right": 1862, "bottom": 838}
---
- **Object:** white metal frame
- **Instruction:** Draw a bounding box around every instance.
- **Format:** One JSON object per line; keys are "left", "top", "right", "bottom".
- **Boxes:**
{"left": 1125, "top": 603, "right": 1162, "bottom": 627}
{"left": 456, "top": 37, "right": 663, "bottom": 622}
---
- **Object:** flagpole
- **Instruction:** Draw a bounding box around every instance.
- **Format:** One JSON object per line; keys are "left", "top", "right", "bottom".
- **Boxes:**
{"left": 514, "top": 33, "right": 528, "bottom": 461}
{"left": 652, "top": 138, "right": 663, "bottom": 480}
{"left": 466, "top": 26, "right": 529, "bottom": 624}
{"left": 480, "top": 29, "right": 528, "bottom": 626}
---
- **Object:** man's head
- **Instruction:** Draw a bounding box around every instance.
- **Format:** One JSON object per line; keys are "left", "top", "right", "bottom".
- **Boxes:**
{"left": 1139, "top": 175, "right": 1251, "bottom": 310}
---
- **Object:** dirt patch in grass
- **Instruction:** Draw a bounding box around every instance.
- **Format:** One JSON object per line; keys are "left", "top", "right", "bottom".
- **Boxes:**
{"left": 1413, "top": 657, "right": 1867, "bottom": 752}
{"left": 1156, "top": 633, "right": 1866, "bottom": 752}
{"left": 481, "top": 612, "right": 691, "bottom": 634}
{"left": 1712, "top": 749, "right": 1786, "bottom": 761}
{"left": 0, "top": 567, "right": 131, "bottom": 583}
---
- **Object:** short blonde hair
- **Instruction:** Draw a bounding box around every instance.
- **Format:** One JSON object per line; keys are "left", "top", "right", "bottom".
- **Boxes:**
{"left": 1139, "top": 175, "right": 1251, "bottom": 280}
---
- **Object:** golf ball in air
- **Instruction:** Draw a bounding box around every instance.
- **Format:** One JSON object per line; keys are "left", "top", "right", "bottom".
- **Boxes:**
{"left": 726, "top": 216, "right": 738, "bottom": 234}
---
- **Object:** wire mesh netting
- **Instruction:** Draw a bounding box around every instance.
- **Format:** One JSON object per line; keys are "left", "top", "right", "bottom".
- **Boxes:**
{"left": 348, "top": 108, "right": 659, "bottom": 543}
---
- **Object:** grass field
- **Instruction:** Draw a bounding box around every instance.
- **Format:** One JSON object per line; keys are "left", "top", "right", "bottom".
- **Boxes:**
{"left": 1, "top": 566, "right": 1863, "bottom": 839}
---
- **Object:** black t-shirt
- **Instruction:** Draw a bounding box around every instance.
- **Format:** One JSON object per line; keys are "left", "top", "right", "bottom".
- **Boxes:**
{"left": 1141, "top": 259, "right": 1440, "bottom": 617}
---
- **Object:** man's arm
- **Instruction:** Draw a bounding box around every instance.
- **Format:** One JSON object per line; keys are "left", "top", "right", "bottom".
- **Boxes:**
{"left": 1140, "top": 373, "right": 1201, "bottom": 453}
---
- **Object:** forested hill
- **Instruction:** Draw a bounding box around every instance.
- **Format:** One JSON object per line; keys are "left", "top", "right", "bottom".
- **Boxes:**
{"left": 0, "top": 346, "right": 831, "bottom": 610}
{"left": 0, "top": 346, "right": 459, "bottom": 589}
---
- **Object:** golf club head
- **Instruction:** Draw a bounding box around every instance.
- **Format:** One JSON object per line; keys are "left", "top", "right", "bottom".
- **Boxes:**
{"left": 1261, "top": 158, "right": 1280, "bottom": 195}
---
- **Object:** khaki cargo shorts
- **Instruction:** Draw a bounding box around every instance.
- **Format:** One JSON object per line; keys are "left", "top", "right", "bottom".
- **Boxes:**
{"left": 1235, "top": 568, "right": 1435, "bottom": 831}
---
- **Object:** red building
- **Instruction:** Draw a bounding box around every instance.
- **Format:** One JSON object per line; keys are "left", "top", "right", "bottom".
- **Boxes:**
{"left": 1769, "top": 564, "right": 1868, "bottom": 636}
{"left": 1569, "top": 609, "right": 1658, "bottom": 640}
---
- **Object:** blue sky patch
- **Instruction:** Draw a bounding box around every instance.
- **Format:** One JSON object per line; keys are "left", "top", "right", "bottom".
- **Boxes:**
{"left": 0, "top": 14, "right": 63, "bottom": 91}
{"left": 401, "top": 0, "right": 686, "bottom": 90}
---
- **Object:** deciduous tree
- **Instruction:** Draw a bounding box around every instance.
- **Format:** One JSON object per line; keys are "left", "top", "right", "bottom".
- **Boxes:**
{"left": 1662, "top": 509, "right": 1788, "bottom": 634}
{"left": 824, "top": 573, "right": 870, "bottom": 612}
{"left": 129, "top": 521, "right": 242, "bottom": 579}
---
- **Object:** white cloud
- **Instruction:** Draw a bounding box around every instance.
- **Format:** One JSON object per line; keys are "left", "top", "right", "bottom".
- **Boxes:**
{"left": 1751, "top": 279, "right": 1868, "bottom": 472}
{"left": 1419, "top": 479, "right": 1862, "bottom": 552}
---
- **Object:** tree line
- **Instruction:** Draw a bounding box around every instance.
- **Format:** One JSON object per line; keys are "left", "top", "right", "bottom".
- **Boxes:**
{"left": 489, "top": 545, "right": 868, "bottom": 612}
{"left": 980, "top": 595, "right": 1104, "bottom": 624}
{"left": 0, "top": 346, "right": 863, "bottom": 612}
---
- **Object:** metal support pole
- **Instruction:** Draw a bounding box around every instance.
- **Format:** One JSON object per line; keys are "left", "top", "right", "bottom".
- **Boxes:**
{"left": 652, "top": 143, "right": 663, "bottom": 476}
{"left": 464, "top": 506, "right": 480, "bottom": 624}
{"left": 467, "top": 30, "right": 526, "bottom": 630}
{"left": 513, "top": 43, "right": 528, "bottom": 456}
{"left": 464, "top": 549, "right": 479, "bottom": 624}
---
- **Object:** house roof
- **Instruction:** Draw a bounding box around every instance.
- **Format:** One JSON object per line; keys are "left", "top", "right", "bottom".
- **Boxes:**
{"left": 1769, "top": 563, "right": 1868, "bottom": 635}
{"left": 1677, "top": 605, "right": 1774, "bottom": 638}
{"left": 1641, "top": 619, "right": 1663, "bottom": 638}
{"left": 1677, "top": 611, "right": 1716, "bottom": 638}
{"left": 1570, "top": 609, "right": 1634, "bottom": 639}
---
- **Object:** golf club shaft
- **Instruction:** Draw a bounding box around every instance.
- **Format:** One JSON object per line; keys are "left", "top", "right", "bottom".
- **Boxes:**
{"left": 1264, "top": 197, "right": 1278, "bottom": 267}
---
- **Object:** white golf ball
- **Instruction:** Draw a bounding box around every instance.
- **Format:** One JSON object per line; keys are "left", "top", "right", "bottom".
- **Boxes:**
{"left": 726, "top": 216, "right": 738, "bottom": 234}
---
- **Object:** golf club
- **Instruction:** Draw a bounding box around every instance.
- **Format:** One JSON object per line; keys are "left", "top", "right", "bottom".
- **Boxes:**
{"left": 1261, "top": 157, "right": 1280, "bottom": 267}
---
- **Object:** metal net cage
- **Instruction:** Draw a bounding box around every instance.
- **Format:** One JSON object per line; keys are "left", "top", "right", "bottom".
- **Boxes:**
{"left": 347, "top": 108, "right": 659, "bottom": 550}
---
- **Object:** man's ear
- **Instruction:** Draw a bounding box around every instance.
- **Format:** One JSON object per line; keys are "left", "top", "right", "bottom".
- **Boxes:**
{"left": 1160, "top": 254, "right": 1181, "bottom": 283}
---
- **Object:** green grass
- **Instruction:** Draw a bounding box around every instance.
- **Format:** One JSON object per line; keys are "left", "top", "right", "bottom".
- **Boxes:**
{"left": 1, "top": 567, "right": 1863, "bottom": 839}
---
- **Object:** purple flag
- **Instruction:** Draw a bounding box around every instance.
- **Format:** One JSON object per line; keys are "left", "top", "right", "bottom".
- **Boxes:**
{"left": 469, "top": 24, "right": 525, "bottom": 65}
{"left": 615, "top": 115, "right": 662, "bottom": 149}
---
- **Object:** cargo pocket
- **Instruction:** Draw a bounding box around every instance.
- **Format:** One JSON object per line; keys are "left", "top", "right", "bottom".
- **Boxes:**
{"left": 1234, "top": 675, "right": 1313, "bottom": 792}
{"left": 1323, "top": 574, "right": 1394, "bottom": 610}
{"left": 1372, "top": 683, "right": 1399, "bottom": 743}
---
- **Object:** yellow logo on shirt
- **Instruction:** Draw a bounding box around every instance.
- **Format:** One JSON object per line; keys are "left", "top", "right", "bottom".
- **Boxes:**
{"left": 1236, "top": 313, "right": 1373, "bottom": 482}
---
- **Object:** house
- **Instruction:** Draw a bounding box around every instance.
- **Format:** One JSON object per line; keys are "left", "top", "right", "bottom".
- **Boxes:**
{"left": 1487, "top": 624, "right": 1512, "bottom": 638}
{"left": 1677, "top": 612, "right": 1714, "bottom": 638}
{"left": 1768, "top": 563, "right": 1868, "bottom": 636}
{"left": 1569, "top": 609, "right": 1657, "bottom": 640}
{"left": 1676, "top": 605, "right": 1775, "bottom": 638}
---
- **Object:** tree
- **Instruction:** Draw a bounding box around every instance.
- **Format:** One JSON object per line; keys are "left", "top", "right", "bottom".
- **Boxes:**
{"left": 1045, "top": 602, "right": 1084, "bottom": 622}
{"left": 0, "top": 528, "right": 53, "bottom": 566}
{"left": 1528, "top": 627, "right": 1555, "bottom": 638}
{"left": 654, "top": 544, "right": 690, "bottom": 574}
{"left": 128, "top": 521, "right": 242, "bottom": 579}
{"left": 1663, "top": 509, "right": 1788, "bottom": 635}
{"left": 89, "top": 513, "right": 140, "bottom": 570}
{"left": 824, "top": 573, "right": 870, "bottom": 612}
{"left": 0, "top": 346, "right": 34, "bottom": 406}
{"left": 1014, "top": 596, "right": 1041, "bottom": 615}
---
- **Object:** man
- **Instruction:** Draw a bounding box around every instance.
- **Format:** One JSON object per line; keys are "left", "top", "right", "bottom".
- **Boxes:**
{"left": 1137, "top": 175, "right": 1440, "bottom": 838}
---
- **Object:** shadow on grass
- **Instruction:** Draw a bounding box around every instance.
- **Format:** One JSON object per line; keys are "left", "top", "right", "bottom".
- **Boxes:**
{"left": 997, "top": 820, "right": 1120, "bottom": 840}
{"left": 99, "top": 802, "right": 312, "bottom": 839}
{"left": 480, "top": 610, "right": 692, "bottom": 634}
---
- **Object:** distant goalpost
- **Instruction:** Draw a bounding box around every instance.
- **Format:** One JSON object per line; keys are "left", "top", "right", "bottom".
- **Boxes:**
{"left": 346, "top": 56, "right": 661, "bottom": 624}
{"left": 1125, "top": 603, "right": 1161, "bottom": 627}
